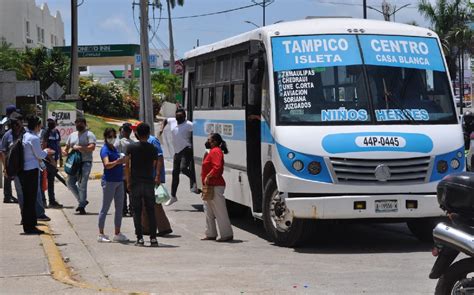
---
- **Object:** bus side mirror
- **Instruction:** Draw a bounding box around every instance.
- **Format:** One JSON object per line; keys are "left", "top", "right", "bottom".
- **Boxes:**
{"left": 250, "top": 57, "right": 264, "bottom": 85}
{"left": 463, "top": 110, "right": 474, "bottom": 150}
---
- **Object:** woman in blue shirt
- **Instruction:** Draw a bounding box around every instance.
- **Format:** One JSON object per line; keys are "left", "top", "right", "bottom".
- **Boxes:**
{"left": 98, "top": 128, "right": 128, "bottom": 243}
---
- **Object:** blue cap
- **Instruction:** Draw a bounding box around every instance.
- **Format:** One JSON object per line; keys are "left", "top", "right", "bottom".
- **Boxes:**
{"left": 5, "top": 105, "right": 16, "bottom": 116}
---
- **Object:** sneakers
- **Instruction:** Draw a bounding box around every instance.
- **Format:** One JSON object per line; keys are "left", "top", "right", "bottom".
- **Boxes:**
{"left": 75, "top": 201, "right": 89, "bottom": 212}
{"left": 135, "top": 238, "right": 145, "bottom": 247}
{"left": 150, "top": 238, "right": 159, "bottom": 247}
{"left": 24, "top": 227, "right": 45, "bottom": 235}
{"left": 97, "top": 234, "right": 111, "bottom": 243}
{"left": 49, "top": 201, "right": 63, "bottom": 209}
{"left": 3, "top": 196, "right": 18, "bottom": 204}
{"left": 77, "top": 207, "right": 86, "bottom": 215}
{"left": 113, "top": 233, "right": 129, "bottom": 243}
{"left": 164, "top": 196, "right": 178, "bottom": 206}
{"left": 37, "top": 215, "right": 51, "bottom": 222}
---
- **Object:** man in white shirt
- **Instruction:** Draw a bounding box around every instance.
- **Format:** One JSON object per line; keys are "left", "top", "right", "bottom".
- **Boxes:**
{"left": 160, "top": 108, "right": 197, "bottom": 206}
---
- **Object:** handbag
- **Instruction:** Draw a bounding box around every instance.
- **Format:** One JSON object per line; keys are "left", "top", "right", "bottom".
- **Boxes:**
{"left": 155, "top": 184, "right": 171, "bottom": 204}
{"left": 201, "top": 185, "right": 214, "bottom": 201}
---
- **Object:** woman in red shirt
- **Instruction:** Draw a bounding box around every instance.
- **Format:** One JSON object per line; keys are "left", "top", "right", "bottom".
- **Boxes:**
{"left": 200, "top": 133, "right": 234, "bottom": 242}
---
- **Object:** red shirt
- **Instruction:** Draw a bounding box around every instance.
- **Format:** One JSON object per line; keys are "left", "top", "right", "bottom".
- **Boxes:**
{"left": 201, "top": 147, "right": 225, "bottom": 186}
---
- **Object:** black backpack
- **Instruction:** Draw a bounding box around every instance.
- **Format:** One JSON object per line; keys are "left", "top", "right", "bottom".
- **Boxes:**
{"left": 6, "top": 132, "right": 24, "bottom": 177}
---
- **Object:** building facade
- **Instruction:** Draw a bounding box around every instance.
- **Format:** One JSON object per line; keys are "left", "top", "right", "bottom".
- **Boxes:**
{"left": 0, "top": 0, "right": 64, "bottom": 49}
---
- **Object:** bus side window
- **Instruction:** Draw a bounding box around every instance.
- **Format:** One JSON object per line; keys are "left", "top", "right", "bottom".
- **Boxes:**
{"left": 195, "top": 88, "right": 202, "bottom": 110}
{"left": 209, "top": 87, "right": 215, "bottom": 109}
{"left": 215, "top": 86, "right": 223, "bottom": 109}
{"left": 232, "top": 84, "right": 243, "bottom": 108}
{"left": 202, "top": 88, "right": 210, "bottom": 108}
{"left": 223, "top": 85, "right": 231, "bottom": 107}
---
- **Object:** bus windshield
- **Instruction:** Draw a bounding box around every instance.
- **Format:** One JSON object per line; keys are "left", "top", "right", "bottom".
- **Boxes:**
{"left": 271, "top": 34, "right": 456, "bottom": 125}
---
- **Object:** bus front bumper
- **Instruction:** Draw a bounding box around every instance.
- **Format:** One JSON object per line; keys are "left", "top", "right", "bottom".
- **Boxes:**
{"left": 284, "top": 194, "right": 444, "bottom": 220}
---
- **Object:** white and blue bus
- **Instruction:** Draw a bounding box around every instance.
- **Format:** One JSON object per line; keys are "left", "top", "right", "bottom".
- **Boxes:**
{"left": 182, "top": 18, "right": 463, "bottom": 247}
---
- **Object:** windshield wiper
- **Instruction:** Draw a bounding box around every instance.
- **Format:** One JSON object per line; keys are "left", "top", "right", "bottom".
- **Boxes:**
{"left": 382, "top": 78, "right": 418, "bottom": 125}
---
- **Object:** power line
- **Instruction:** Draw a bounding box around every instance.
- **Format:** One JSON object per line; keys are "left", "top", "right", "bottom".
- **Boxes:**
{"left": 314, "top": 0, "right": 418, "bottom": 9}
{"left": 150, "top": 3, "right": 261, "bottom": 20}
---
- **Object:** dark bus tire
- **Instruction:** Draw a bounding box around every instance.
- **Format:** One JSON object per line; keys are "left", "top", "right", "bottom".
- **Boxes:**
{"left": 262, "top": 177, "right": 306, "bottom": 247}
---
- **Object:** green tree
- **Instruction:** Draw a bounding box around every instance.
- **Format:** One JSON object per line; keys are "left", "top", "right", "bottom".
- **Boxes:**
{"left": 0, "top": 38, "right": 28, "bottom": 80}
{"left": 116, "top": 78, "right": 139, "bottom": 98}
{"left": 0, "top": 40, "right": 70, "bottom": 93}
{"left": 418, "top": 0, "right": 472, "bottom": 78}
{"left": 151, "top": 71, "right": 181, "bottom": 103}
{"left": 165, "top": 0, "right": 184, "bottom": 74}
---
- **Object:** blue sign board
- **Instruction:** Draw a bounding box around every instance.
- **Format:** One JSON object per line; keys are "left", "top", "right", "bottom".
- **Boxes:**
{"left": 358, "top": 35, "right": 445, "bottom": 72}
{"left": 272, "top": 35, "right": 362, "bottom": 71}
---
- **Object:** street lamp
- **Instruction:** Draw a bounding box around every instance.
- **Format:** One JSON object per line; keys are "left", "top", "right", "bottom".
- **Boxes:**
{"left": 367, "top": 3, "right": 410, "bottom": 22}
{"left": 244, "top": 20, "right": 259, "bottom": 28}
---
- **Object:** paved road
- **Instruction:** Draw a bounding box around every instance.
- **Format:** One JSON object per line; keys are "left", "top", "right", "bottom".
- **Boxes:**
{"left": 1, "top": 173, "right": 440, "bottom": 294}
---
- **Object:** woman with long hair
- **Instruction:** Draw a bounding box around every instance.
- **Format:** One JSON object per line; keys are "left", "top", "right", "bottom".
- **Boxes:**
{"left": 200, "top": 133, "right": 233, "bottom": 242}
{"left": 97, "top": 128, "right": 128, "bottom": 243}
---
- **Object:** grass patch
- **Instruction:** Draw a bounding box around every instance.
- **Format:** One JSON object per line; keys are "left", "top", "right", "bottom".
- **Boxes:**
{"left": 85, "top": 113, "right": 118, "bottom": 138}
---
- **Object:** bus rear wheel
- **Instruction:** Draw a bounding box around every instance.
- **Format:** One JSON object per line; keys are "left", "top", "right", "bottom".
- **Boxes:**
{"left": 262, "top": 177, "right": 306, "bottom": 247}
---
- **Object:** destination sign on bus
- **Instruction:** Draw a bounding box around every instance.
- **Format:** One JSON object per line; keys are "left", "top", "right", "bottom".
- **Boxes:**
{"left": 272, "top": 35, "right": 362, "bottom": 71}
{"left": 358, "top": 35, "right": 445, "bottom": 72}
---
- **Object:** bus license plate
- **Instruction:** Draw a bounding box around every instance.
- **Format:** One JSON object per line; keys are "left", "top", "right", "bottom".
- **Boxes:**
{"left": 356, "top": 136, "right": 405, "bottom": 148}
{"left": 375, "top": 200, "right": 398, "bottom": 213}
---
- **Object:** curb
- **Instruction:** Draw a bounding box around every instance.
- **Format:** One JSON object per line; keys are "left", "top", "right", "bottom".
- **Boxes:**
{"left": 37, "top": 221, "right": 149, "bottom": 294}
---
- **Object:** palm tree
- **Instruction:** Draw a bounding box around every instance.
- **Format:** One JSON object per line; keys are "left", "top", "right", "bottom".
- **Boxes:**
{"left": 166, "top": 0, "right": 184, "bottom": 75}
{"left": 418, "top": 0, "right": 472, "bottom": 79}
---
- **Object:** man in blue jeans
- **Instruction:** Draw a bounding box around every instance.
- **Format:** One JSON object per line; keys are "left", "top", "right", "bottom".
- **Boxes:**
{"left": 63, "top": 117, "right": 96, "bottom": 215}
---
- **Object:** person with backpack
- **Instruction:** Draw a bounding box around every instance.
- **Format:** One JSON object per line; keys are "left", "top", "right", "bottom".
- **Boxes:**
{"left": 63, "top": 117, "right": 97, "bottom": 215}
{"left": 0, "top": 105, "right": 19, "bottom": 204}
{"left": 18, "top": 115, "right": 53, "bottom": 234}
{"left": 41, "top": 118, "right": 63, "bottom": 208}
{"left": 0, "top": 112, "right": 51, "bottom": 223}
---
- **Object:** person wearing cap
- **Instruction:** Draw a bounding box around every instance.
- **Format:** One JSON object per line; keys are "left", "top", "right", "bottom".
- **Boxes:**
{"left": 63, "top": 117, "right": 97, "bottom": 215}
{"left": 41, "top": 117, "right": 63, "bottom": 208}
{"left": 115, "top": 122, "right": 134, "bottom": 217}
{"left": 0, "top": 105, "right": 19, "bottom": 203}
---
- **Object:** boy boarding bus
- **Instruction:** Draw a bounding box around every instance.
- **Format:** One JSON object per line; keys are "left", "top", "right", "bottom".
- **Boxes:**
{"left": 182, "top": 18, "right": 463, "bottom": 247}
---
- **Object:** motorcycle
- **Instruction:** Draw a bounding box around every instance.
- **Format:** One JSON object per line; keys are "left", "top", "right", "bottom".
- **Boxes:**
{"left": 429, "top": 172, "right": 474, "bottom": 294}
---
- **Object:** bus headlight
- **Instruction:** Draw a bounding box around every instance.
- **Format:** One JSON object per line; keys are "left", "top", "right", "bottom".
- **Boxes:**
{"left": 292, "top": 160, "right": 304, "bottom": 171}
{"left": 287, "top": 152, "right": 295, "bottom": 159}
{"left": 450, "top": 158, "right": 460, "bottom": 169}
{"left": 308, "top": 161, "right": 321, "bottom": 175}
{"left": 436, "top": 160, "right": 448, "bottom": 173}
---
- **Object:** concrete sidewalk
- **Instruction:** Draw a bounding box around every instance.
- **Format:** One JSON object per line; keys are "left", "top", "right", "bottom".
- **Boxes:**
{"left": 0, "top": 199, "right": 104, "bottom": 294}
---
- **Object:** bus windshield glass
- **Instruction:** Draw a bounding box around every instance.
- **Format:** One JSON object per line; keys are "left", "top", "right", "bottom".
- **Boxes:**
{"left": 271, "top": 34, "right": 456, "bottom": 125}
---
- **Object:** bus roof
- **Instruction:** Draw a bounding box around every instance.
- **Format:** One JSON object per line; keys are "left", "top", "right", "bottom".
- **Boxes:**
{"left": 184, "top": 18, "right": 437, "bottom": 59}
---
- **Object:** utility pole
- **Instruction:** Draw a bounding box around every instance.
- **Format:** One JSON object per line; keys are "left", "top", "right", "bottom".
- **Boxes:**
{"left": 70, "top": 0, "right": 79, "bottom": 98}
{"left": 139, "top": 0, "right": 154, "bottom": 134}
{"left": 252, "top": 0, "right": 274, "bottom": 27}
{"left": 363, "top": 0, "right": 367, "bottom": 19}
